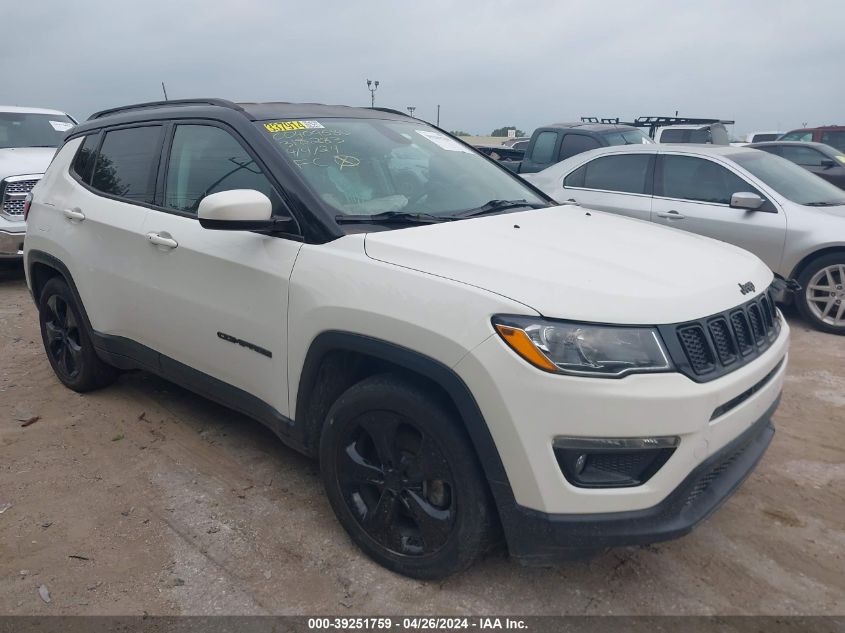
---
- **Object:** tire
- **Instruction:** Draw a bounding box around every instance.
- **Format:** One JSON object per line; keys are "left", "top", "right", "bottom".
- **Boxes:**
{"left": 319, "top": 373, "right": 496, "bottom": 579}
{"left": 795, "top": 253, "right": 845, "bottom": 335}
{"left": 38, "top": 277, "right": 117, "bottom": 391}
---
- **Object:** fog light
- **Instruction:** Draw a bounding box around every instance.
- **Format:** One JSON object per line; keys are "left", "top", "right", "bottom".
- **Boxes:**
{"left": 553, "top": 436, "right": 679, "bottom": 488}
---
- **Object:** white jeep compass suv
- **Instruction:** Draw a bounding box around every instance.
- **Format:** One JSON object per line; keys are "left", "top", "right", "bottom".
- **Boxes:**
{"left": 1, "top": 105, "right": 76, "bottom": 260}
{"left": 24, "top": 99, "right": 789, "bottom": 578}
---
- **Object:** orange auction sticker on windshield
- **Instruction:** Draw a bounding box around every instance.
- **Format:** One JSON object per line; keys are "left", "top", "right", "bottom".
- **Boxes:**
{"left": 263, "top": 120, "right": 324, "bottom": 132}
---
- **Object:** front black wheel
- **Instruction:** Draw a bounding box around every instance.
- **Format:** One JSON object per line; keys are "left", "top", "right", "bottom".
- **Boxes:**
{"left": 319, "top": 374, "right": 495, "bottom": 579}
{"left": 38, "top": 277, "right": 116, "bottom": 391}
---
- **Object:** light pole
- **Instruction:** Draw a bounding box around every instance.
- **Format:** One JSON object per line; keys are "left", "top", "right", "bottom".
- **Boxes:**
{"left": 366, "top": 79, "right": 379, "bottom": 108}
{"left": 406, "top": 106, "right": 416, "bottom": 117}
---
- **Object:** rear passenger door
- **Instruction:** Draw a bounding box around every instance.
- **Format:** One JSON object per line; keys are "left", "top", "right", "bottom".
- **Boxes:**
{"left": 651, "top": 153, "right": 787, "bottom": 270}
{"left": 134, "top": 122, "right": 303, "bottom": 418}
{"left": 560, "top": 153, "right": 655, "bottom": 221}
{"left": 60, "top": 125, "right": 163, "bottom": 343}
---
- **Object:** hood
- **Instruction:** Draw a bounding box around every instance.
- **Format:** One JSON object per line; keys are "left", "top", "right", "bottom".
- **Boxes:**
{"left": 816, "top": 204, "right": 845, "bottom": 218}
{"left": 0, "top": 147, "right": 57, "bottom": 180}
{"left": 364, "top": 207, "right": 773, "bottom": 325}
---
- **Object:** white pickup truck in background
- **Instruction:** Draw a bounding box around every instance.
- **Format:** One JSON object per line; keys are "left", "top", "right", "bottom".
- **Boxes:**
{"left": 1, "top": 106, "right": 76, "bottom": 260}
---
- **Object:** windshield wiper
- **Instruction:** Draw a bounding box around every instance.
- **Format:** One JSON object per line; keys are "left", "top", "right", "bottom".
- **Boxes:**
{"left": 448, "top": 199, "right": 548, "bottom": 218}
{"left": 804, "top": 201, "right": 845, "bottom": 207}
{"left": 335, "top": 211, "right": 454, "bottom": 225}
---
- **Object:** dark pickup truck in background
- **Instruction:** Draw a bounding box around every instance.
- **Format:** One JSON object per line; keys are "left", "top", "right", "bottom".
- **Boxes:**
{"left": 499, "top": 120, "right": 653, "bottom": 174}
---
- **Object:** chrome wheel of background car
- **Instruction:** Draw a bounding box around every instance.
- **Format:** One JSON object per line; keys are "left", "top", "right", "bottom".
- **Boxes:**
{"left": 43, "top": 294, "right": 83, "bottom": 379}
{"left": 806, "top": 265, "right": 845, "bottom": 327}
{"left": 336, "top": 412, "right": 455, "bottom": 557}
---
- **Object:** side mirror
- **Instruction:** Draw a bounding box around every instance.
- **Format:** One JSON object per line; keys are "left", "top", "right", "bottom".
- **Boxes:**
{"left": 820, "top": 159, "right": 837, "bottom": 169}
{"left": 730, "top": 191, "right": 765, "bottom": 210}
{"left": 198, "top": 189, "right": 293, "bottom": 232}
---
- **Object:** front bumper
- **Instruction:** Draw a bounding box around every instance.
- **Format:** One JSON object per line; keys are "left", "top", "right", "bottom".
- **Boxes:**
{"left": 496, "top": 395, "right": 777, "bottom": 564}
{"left": 0, "top": 229, "right": 26, "bottom": 259}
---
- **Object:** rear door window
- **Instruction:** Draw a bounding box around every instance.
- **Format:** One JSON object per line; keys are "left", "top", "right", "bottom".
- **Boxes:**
{"left": 558, "top": 134, "right": 602, "bottom": 160}
{"left": 91, "top": 126, "right": 163, "bottom": 204}
{"left": 580, "top": 154, "right": 653, "bottom": 194}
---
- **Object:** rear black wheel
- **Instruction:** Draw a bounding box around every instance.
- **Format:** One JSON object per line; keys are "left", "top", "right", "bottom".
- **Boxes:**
{"left": 319, "top": 374, "right": 495, "bottom": 579}
{"left": 38, "top": 277, "right": 116, "bottom": 391}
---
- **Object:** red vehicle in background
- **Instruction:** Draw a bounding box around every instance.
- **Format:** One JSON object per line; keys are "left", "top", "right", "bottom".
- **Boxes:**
{"left": 780, "top": 126, "right": 845, "bottom": 152}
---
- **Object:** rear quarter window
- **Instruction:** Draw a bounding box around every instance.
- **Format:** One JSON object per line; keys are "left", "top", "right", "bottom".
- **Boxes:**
{"left": 71, "top": 134, "right": 99, "bottom": 184}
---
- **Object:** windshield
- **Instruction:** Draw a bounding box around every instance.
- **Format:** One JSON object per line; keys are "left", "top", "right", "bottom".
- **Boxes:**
{"left": 257, "top": 118, "right": 546, "bottom": 220}
{"left": 603, "top": 129, "right": 653, "bottom": 146}
{"left": 0, "top": 112, "right": 75, "bottom": 149}
{"left": 730, "top": 150, "right": 845, "bottom": 206}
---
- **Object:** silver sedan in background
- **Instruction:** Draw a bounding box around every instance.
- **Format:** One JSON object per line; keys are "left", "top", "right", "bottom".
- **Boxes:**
{"left": 523, "top": 145, "right": 845, "bottom": 334}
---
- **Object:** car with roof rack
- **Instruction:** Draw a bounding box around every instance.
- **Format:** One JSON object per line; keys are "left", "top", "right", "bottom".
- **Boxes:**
{"left": 524, "top": 143, "right": 845, "bottom": 333}
{"left": 24, "top": 98, "right": 788, "bottom": 578}
{"left": 625, "top": 116, "right": 734, "bottom": 145}
{"left": 1, "top": 105, "right": 76, "bottom": 261}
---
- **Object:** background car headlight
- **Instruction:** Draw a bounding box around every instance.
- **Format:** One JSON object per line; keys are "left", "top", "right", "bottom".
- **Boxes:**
{"left": 492, "top": 315, "right": 673, "bottom": 377}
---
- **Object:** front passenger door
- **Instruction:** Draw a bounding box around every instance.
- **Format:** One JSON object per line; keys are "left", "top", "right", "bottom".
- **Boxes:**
{"left": 651, "top": 154, "right": 787, "bottom": 271}
{"left": 135, "top": 123, "right": 303, "bottom": 419}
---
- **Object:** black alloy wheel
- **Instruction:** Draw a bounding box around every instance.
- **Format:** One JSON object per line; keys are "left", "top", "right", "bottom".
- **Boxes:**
{"left": 320, "top": 374, "right": 495, "bottom": 579}
{"left": 336, "top": 411, "right": 455, "bottom": 557}
{"left": 38, "top": 277, "right": 116, "bottom": 392}
{"left": 42, "top": 293, "right": 83, "bottom": 381}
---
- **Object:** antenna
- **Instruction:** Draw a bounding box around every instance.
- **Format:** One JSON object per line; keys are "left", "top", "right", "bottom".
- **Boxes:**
{"left": 161, "top": 82, "right": 169, "bottom": 101}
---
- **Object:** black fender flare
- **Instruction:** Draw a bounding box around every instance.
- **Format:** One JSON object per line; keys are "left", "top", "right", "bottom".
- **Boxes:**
{"left": 295, "top": 331, "right": 520, "bottom": 515}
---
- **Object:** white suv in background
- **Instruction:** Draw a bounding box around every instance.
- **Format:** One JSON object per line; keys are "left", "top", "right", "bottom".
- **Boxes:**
{"left": 25, "top": 99, "right": 789, "bottom": 578}
{"left": 1, "top": 105, "right": 76, "bottom": 260}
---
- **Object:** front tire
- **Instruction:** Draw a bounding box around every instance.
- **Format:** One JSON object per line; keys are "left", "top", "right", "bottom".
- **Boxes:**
{"left": 319, "top": 374, "right": 495, "bottom": 579}
{"left": 796, "top": 254, "right": 845, "bottom": 335}
{"left": 38, "top": 277, "right": 117, "bottom": 391}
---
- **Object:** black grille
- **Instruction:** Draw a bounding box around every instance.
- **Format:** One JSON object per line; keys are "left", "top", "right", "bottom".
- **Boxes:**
{"left": 678, "top": 325, "right": 715, "bottom": 374}
{"left": 708, "top": 318, "right": 737, "bottom": 366}
{"left": 659, "top": 285, "right": 782, "bottom": 383}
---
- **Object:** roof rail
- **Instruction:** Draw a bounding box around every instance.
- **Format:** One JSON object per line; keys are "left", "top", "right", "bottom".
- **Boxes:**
{"left": 370, "top": 106, "right": 413, "bottom": 118}
{"left": 630, "top": 116, "right": 735, "bottom": 128}
{"left": 88, "top": 98, "right": 245, "bottom": 121}
{"left": 580, "top": 116, "right": 620, "bottom": 124}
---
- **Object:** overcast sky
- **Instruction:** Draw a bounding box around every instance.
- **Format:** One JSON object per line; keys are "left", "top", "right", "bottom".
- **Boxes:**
{"left": 3, "top": 0, "right": 843, "bottom": 136}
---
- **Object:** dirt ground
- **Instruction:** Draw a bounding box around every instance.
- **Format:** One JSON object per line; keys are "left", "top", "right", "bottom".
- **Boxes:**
{"left": 1, "top": 262, "right": 843, "bottom": 616}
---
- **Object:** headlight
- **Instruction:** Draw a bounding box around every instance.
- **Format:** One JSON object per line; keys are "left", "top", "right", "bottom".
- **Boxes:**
{"left": 492, "top": 315, "right": 673, "bottom": 378}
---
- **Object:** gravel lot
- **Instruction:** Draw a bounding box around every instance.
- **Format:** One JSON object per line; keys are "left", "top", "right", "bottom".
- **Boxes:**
{"left": 1, "top": 262, "right": 843, "bottom": 616}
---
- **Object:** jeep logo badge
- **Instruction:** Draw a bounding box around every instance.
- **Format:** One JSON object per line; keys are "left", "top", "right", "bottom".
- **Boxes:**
{"left": 738, "top": 281, "right": 756, "bottom": 295}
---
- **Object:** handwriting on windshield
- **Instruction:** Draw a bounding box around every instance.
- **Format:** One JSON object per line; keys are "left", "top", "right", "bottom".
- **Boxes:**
{"left": 273, "top": 129, "right": 359, "bottom": 168}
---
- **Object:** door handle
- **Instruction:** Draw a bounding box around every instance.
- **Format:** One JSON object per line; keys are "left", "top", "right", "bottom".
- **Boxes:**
{"left": 656, "top": 210, "right": 686, "bottom": 220}
{"left": 146, "top": 232, "right": 178, "bottom": 249}
{"left": 63, "top": 208, "right": 85, "bottom": 222}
